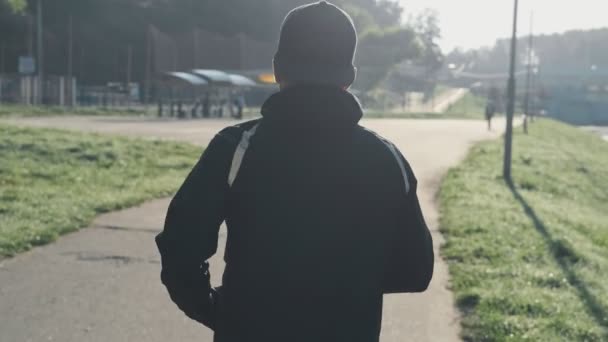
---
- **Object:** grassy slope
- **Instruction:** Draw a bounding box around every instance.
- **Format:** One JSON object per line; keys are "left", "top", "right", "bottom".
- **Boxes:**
{"left": 363, "top": 92, "right": 488, "bottom": 119}
{"left": 363, "top": 111, "right": 447, "bottom": 119}
{"left": 440, "top": 119, "right": 608, "bottom": 341}
{"left": 444, "top": 92, "right": 487, "bottom": 119}
{"left": 0, "top": 124, "right": 200, "bottom": 257}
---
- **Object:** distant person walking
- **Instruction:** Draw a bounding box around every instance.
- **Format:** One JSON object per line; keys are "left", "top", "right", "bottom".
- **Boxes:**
{"left": 156, "top": 2, "right": 434, "bottom": 342}
{"left": 485, "top": 101, "right": 496, "bottom": 131}
{"left": 235, "top": 94, "right": 245, "bottom": 119}
{"left": 202, "top": 94, "right": 211, "bottom": 118}
{"left": 231, "top": 94, "right": 245, "bottom": 119}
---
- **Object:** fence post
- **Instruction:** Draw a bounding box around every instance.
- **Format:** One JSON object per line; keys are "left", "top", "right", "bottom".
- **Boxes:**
{"left": 71, "top": 78, "right": 77, "bottom": 107}
{"left": 31, "top": 76, "right": 38, "bottom": 105}
{"left": 102, "top": 88, "right": 108, "bottom": 109}
{"left": 177, "top": 100, "right": 184, "bottom": 118}
{"left": 59, "top": 77, "right": 65, "bottom": 106}
{"left": 20, "top": 77, "right": 26, "bottom": 105}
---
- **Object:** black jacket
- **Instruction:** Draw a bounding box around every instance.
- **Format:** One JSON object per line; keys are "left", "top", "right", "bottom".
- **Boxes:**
{"left": 156, "top": 86, "right": 434, "bottom": 342}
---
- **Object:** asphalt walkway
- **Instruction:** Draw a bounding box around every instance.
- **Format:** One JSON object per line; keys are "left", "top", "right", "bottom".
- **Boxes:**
{"left": 0, "top": 116, "right": 507, "bottom": 341}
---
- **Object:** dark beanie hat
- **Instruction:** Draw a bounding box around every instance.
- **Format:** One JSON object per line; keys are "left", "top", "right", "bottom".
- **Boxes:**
{"left": 274, "top": 1, "right": 357, "bottom": 86}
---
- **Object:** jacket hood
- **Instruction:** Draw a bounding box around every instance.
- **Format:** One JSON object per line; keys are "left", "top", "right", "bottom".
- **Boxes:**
{"left": 261, "top": 85, "right": 363, "bottom": 130}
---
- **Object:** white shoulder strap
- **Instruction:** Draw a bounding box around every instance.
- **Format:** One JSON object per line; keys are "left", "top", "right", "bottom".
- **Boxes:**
{"left": 228, "top": 123, "right": 260, "bottom": 187}
{"left": 384, "top": 141, "right": 411, "bottom": 194}
{"left": 364, "top": 128, "right": 411, "bottom": 194}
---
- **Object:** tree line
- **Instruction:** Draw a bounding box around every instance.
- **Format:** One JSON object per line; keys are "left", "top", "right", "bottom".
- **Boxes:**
{"left": 1, "top": 0, "right": 442, "bottom": 91}
{"left": 448, "top": 27, "right": 608, "bottom": 79}
{"left": 445, "top": 27, "right": 608, "bottom": 125}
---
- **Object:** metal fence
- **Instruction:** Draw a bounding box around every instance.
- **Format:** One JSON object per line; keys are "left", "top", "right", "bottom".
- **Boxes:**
{"left": 78, "top": 84, "right": 140, "bottom": 109}
{"left": 0, "top": 73, "right": 76, "bottom": 106}
{"left": 0, "top": 73, "right": 145, "bottom": 110}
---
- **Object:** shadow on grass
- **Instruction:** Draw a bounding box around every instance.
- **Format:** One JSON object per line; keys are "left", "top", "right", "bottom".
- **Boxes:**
{"left": 507, "top": 180, "right": 608, "bottom": 333}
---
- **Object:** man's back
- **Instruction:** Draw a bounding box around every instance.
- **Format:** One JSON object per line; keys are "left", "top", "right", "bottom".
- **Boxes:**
{"left": 220, "top": 86, "right": 414, "bottom": 341}
{"left": 156, "top": 3, "right": 433, "bottom": 342}
{"left": 158, "top": 86, "right": 433, "bottom": 341}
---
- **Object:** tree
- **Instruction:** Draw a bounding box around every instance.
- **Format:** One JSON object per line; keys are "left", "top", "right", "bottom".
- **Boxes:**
{"left": 0, "top": 0, "right": 427, "bottom": 87}
{"left": 336, "top": 0, "right": 402, "bottom": 28}
{"left": 409, "top": 9, "right": 444, "bottom": 97}
{"left": 6, "top": 0, "right": 26, "bottom": 12}
{"left": 461, "top": 27, "right": 608, "bottom": 76}
{"left": 339, "top": 3, "right": 379, "bottom": 33}
{"left": 412, "top": 9, "right": 443, "bottom": 73}
{"left": 373, "top": 0, "right": 403, "bottom": 28}
{"left": 356, "top": 26, "right": 422, "bottom": 91}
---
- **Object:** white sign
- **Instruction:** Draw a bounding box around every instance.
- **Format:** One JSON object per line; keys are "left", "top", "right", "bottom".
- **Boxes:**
{"left": 18, "top": 56, "right": 36, "bottom": 74}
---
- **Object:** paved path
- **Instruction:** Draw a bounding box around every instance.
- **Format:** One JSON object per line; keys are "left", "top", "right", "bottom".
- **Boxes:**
{"left": 431, "top": 88, "right": 469, "bottom": 113}
{"left": 583, "top": 126, "right": 608, "bottom": 142}
{"left": 397, "top": 88, "right": 469, "bottom": 114}
{"left": 0, "top": 116, "right": 507, "bottom": 342}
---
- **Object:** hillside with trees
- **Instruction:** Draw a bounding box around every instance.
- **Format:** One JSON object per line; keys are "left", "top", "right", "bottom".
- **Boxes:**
{"left": 0, "top": 0, "right": 442, "bottom": 93}
{"left": 446, "top": 28, "right": 608, "bottom": 125}
{"left": 448, "top": 27, "right": 608, "bottom": 77}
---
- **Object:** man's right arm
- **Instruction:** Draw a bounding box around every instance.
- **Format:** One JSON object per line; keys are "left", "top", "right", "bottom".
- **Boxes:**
{"left": 156, "top": 128, "right": 241, "bottom": 329}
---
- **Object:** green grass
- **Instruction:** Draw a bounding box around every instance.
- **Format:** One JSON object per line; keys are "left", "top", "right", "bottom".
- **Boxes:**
{"left": 362, "top": 110, "right": 482, "bottom": 120}
{"left": 363, "top": 111, "right": 447, "bottom": 119}
{"left": 439, "top": 119, "right": 608, "bottom": 341}
{"left": 444, "top": 92, "right": 488, "bottom": 119}
{"left": 432, "top": 84, "right": 453, "bottom": 100}
{"left": 363, "top": 92, "right": 489, "bottom": 119}
{"left": 0, "top": 104, "right": 150, "bottom": 118}
{"left": 0, "top": 124, "right": 200, "bottom": 257}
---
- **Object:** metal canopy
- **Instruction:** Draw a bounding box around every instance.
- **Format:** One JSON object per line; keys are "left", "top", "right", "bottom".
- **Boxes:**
{"left": 164, "top": 72, "right": 208, "bottom": 86}
{"left": 227, "top": 74, "right": 257, "bottom": 87}
{"left": 191, "top": 69, "right": 232, "bottom": 85}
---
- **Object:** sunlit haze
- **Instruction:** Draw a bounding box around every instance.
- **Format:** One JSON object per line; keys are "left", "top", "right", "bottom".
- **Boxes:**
{"left": 399, "top": 0, "right": 608, "bottom": 51}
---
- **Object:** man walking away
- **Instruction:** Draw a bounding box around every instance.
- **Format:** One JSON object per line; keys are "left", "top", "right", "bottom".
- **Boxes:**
{"left": 156, "top": 2, "right": 434, "bottom": 342}
{"left": 485, "top": 101, "right": 496, "bottom": 131}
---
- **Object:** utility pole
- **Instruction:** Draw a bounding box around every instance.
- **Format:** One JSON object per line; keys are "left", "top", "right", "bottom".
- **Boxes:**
{"left": 173, "top": 48, "right": 179, "bottom": 71}
{"left": 0, "top": 43, "right": 4, "bottom": 103}
{"left": 126, "top": 44, "right": 133, "bottom": 107}
{"left": 523, "top": 12, "right": 534, "bottom": 134}
{"left": 0, "top": 42, "right": 5, "bottom": 74}
{"left": 193, "top": 29, "right": 199, "bottom": 69}
{"left": 145, "top": 26, "right": 152, "bottom": 105}
{"left": 531, "top": 64, "right": 538, "bottom": 122}
{"left": 67, "top": 14, "right": 74, "bottom": 107}
{"left": 79, "top": 46, "right": 85, "bottom": 83}
{"left": 27, "top": 15, "right": 33, "bottom": 56}
{"left": 503, "top": 0, "right": 519, "bottom": 182}
{"left": 126, "top": 45, "right": 133, "bottom": 87}
{"left": 36, "top": 0, "right": 44, "bottom": 105}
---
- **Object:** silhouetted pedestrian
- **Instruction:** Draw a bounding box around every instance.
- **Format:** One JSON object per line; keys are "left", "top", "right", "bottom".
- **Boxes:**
{"left": 202, "top": 94, "right": 210, "bottom": 118}
{"left": 234, "top": 95, "right": 244, "bottom": 119}
{"left": 156, "top": 2, "right": 434, "bottom": 341}
{"left": 485, "top": 102, "right": 496, "bottom": 131}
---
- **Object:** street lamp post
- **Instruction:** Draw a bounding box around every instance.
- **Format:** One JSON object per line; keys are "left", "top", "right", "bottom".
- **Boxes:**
{"left": 37, "top": 0, "right": 43, "bottom": 105}
{"left": 67, "top": 14, "right": 73, "bottom": 106}
{"left": 503, "top": 0, "right": 519, "bottom": 182}
{"left": 523, "top": 12, "right": 534, "bottom": 134}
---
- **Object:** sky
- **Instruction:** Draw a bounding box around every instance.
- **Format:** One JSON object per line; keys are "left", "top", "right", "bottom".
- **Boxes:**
{"left": 398, "top": 0, "right": 608, "bottom": 51}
